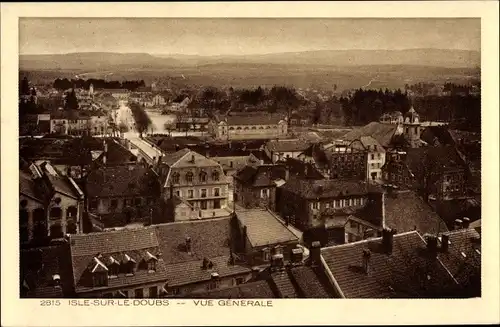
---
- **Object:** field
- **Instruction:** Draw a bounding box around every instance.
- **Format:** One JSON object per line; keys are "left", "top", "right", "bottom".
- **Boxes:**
{"left": 21, "top": 64, "right": 480, "bottom": 92}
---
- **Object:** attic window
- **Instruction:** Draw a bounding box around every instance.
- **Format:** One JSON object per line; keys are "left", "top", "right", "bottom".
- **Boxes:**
{"left": 107, "top": 256, "right": 120, "bottom": 277}
{"left": 123, "top": 254, "right": 137, "bottom": 275}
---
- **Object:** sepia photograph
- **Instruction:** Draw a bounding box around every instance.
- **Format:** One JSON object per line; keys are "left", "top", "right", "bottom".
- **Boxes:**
{"left": 2, "top": 1, "right": 499, "bottom": 326}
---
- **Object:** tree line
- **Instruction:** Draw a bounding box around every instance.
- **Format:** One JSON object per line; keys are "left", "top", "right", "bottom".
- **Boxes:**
{"left": 53, "top": 78, "right": 146, "bottom": 91}
{"left": 129, "top": 102, "right": 152, "bottom": 137}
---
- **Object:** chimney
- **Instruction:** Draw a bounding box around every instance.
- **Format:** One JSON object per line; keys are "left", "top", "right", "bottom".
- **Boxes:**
{"left": 271, "top": 253, "right": 284, "bottom": 270}
{"left": 382, "top": 228, "right": 396, "bottom": 254}
{"left": 462, "top": 217, "right": 470, "bottom": 229}
{"left": 251, "top": 266, "right": 260, "bottom": 280}
{"left": 310, "top": 241, "right": 321, "bottom": 266}
{"left": 185, "top": 236, "right": 192, "bottom": 254}
{"left": 454, "top": 219, "right": 463, "bottom": 230}
{"left": 426, "top": 235, "right": 438, "bottom": 258}
{"left": 441, "top": 234, "right": 450, "bottom": 253}
{"left": 362, "top": 249, "right": 371, "bottom": 275}
{"left": 291, "top": 247, "right": 303, "bottom": 264}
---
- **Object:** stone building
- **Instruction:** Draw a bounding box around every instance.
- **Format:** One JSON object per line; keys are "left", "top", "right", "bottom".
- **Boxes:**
{"left": 19, "top": 162, "right": 84, "bottom": 244}
{"left": 157, "top": 148, "right": 230, "bottom": 220}
{"left": 208, "top": 113, "right": 288, "bottom": 141}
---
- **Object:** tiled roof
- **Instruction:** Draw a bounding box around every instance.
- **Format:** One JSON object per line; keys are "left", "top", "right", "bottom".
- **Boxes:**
{"left": 271, "top": 270, "right": 299, "bottom": 298}
{"left": 161, "top": 148, "right": 190, "bottom": 166}
{"left": 405, "top": 146, "right": 466, "bottom": 176}
{"left": 358, "top": 136, "right": 386, "bottom": 153}
{"left": 236, "top": 209, "right": 298, "bottom": 248}
{"left": 342, "top": 122, "right": 399, "bottom": 148}
{"left": 188, "top": 280, "right": 275, "bottom": 298}
{"left": 164, "top": 255, "right": 251, "bottom": 287}
{"left": 266, "top": 139, "right": 310, "bottom": 153}
{"left": 68, "top": 228, "right": 166, "bottom": 292}
{"left": 97, "top": 140, "right": 137, "bottom": 165}
{"left": 235, "top": 165, "right": 287, "bottom": 187}
{"left": 85, "top": 165, "right": 160, "bottom": 198}
{"left": 21, "top": 245, "right": 73, "bottom": 298}
{"left": 224, "top": 113, "right": 286, "bottom": 126}
{"left": 384, "top": 191, "right": 449, "bottom": 235}
{"left": 288, "top": 266, "right": 333, "bottom": 298}
{"left": 321, "top": 231, "right": 458, "bottom": 298}
{"left": 41, "top": 164, "right": 81, "bottom": 199}
{"left": 279, "top": 158, "right": 325, "bottom": 180}
{"left": 20, "top": 171, "right": 44, "bottom": 202}
{"left": 154, "top": 218, "right": 233, "bottom": 265}
{"left": 281, "top": 178, "right": 376, "bottom": 200}
{"left": 438, "top": 229, "right": 481, "bottom": 287}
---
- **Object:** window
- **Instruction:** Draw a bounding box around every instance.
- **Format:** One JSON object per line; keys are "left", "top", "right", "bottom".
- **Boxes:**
{"left": 260, "top": 188, "right": 269, "bottom": 198}
{"left": 200, "top": 201, "right": 207, "bottom": 210}
{"left": 90, "top": 199, "right": 98, "bottom": 210}
{"left": 188, "top": 190, "right": 194, "bottom": 198}
{"left": 212, "top": 171, "right": 220, "bottom": 181}
{"left": 185, "top": 172, "right": 193, "bottom": 183}
{"left": 207, "top": 280, "right": 219, "bottom": 291}
{"left": 148, "top": 260, "right": 157, "bottom": 272}
{"left": 171, "top": 173, "right": 180, "bottom": 184}
{"left": 20, "top": 209, "right": 29, "bottom": 225}
{"left": 214, "top": 188, "right": 220, "bottom": 197}
{"left": 199, "top": 171, "right": 207, "bottom": 182}
{"left": 274, "top": 246, "right": 283, "bottom": 255}
{"left": 134, "top": 288, "right": 144, "bottom": 298}
{"left": 149, "top": 286, "right": 158, "bottom": 298}
{"left": 175, "top": 190, "right": 180, "bottom": 197}
{"left": 213, "top": 199, "right": 221, "bottom": 209}
{"left": 109, "top": 263, "right": 120, "bottom": 277}
{"left": 234, "top": 277, "right": 244, "bottom": 286}
{"left": 201, "top": 189, "right": 207, "bottom": 198}
{"left": 110, "top": 199, "right": 118, "bottom": 208}
{"left": 371, "top": 154, "right": 375, "bottom": 160}
{"left": 262, "top": 248, "right": 271, "bottom": 261}
{"left": 93, "top": 272, "right": 108, "bottom": 287}
{"left": 334, "top": 199, "right": 339, "bottom": 208}
{"left": 350, "top": 221, "right": 357, "bottom": 229}
{"left": 67, "top": 220, "right": 77, "bottom": 234}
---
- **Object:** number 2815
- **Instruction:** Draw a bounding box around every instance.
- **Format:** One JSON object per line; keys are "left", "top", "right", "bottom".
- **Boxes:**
{"left": 40, "top": 300, "right": 61, "bottom": 306}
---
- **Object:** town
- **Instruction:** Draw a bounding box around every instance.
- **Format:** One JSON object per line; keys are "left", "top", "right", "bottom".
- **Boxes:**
{"left": 19, "top": 74, "right": 481, "bottom": 299}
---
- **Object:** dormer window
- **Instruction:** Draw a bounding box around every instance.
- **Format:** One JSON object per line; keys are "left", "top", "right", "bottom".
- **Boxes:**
{"left": 199, "top": 171, "right": 207, "bottom": 182}
{"left": 91, "top": 257, "right": 109, "bottom": 287}
{"left": 171, "top": 172, "right": 180, "bottom": 184}
{"left": 107, "top": 256, "right": 120, "bottom": 278}
{"left": 212, "top": 171, "right": 220, "bottom": 181}
{"left": 145, "top": 251, "right": 158, "bottom": 272}
{"left": 185, "top": 172, "right": 193, "bottom": 183}
{"left": 123, "top": 254, "right": 136, "bottom": 276}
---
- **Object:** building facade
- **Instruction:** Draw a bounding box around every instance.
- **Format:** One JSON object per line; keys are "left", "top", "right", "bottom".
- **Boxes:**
{"left": 209, "top": 114, "right": 288, "bottom": 141}
{"left": 157, "top": 149, "right": 230, "bottom": 220}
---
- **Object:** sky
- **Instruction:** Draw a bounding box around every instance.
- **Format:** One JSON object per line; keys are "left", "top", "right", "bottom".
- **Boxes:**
{"left": 19, "top": 18, "right": 481, "bottom": 56}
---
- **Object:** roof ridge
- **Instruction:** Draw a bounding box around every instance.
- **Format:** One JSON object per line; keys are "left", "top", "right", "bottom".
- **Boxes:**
{"left": 321, "top": 230, "right": 421, "bottom": 251}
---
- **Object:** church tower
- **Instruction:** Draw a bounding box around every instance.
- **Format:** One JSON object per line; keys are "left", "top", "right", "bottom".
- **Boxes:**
{"left": 403, "top": 105, "right": 421, "bottom": 148}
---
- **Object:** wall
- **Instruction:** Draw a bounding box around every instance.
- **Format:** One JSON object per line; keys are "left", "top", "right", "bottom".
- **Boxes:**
{"left": 367, "top": 150, "right": 386, "bottom": 182}
{"left": 47, "top": 191, "right": 82, "bottom": 238}
{"left": 172, "top": 272, "right": 252, "bottom": 297}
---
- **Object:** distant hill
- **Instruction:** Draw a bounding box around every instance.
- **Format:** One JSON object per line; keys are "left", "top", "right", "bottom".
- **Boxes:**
{"left": 20, "top": 49, "right": 480, "bottom": 71}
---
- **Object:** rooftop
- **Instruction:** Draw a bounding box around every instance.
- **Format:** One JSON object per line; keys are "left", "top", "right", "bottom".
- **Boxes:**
{"left": 281, "top": 178, "right": 379, "bottom": 200}
{"left": 321, "top": 231, "right": 458, "bottom": 298}
{"left": 223, "top": 113, "right": 286, "bottom": 126}
{"left": 342, "top": 122, "right": 400, "bottom": 148}
{"left": 266, "top": 139, "right": 310, "bottom": 153}
{"left": 236, "top": 209, "right": 298, "bottom": 248}
{"left": 188, "top": 280, "right": 275, "bottom": 298}
{"left": 235, "top": 165, "right": 287, "bottom": 187}
{"left": 85, "top": 165, "right": 160, "bottom": 198}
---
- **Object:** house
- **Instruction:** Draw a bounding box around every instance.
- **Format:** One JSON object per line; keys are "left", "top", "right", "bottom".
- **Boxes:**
{"left": 20, "top": 162, "right": 85, "bottom": 244}
{"left": 212, "top": 153, "right": 262, "bottom": 189}
{"left": 234, "top": 164, "right": 288, "bottom": 210}
{"left": 277, "top": 178, "right": 382, "bottom": 234}
{"left": 92, "top": 139, "right": 138, "bottom": 167}
{"left": 342, "top": 121, "right": 404, "bottom": 150}
{"left": 157, "top": 149, "right": 231, "bottom": 220}
{"left": 108, "top": 89, "right": 130, "bottom": 100}
{"left": 209, "top": 113, "right": 288, "bottom": 141}
{"left": 20, "top": 244, "right": 73, "bottom": 298}
{"left": 85, "top": 164, "right": 162, "bottom": 228}
{"left": 311, "top": 143, "right": 368, "bottom": 181}
{"left": 382, "top": 146, "right": 468, "bottom": 200}
{"left": 152, "top": 94, "right": 166, "bottom": 106}
{"left": 155, "top": 217, "right": 253, "bottom": 297}
{"left": 436, "top": 228, "right": 481, "bottom": 297}
{"left": 264, "top": 139, "right": 311, "bottom": 163}
{"left": 379, "top": 111, "right": 404, "bottom": 125}
{"left": 176, "top": 117, "right": 210, "bottom": 133}
{"left": 233, "top": 209, "right": 300, "bottom": 266}
{"left": 320, "top": 230, "right": 461, "bottom": 298}
{"left": 68, "top": 228, "right": 168, "bottom": 298}
{"left": 349, "top": 136, "right": 386, "bottom": 183}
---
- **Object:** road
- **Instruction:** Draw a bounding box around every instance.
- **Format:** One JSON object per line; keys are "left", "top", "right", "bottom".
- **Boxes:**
{"left": 114, "top": 100, "right": 164, "bottom": 163}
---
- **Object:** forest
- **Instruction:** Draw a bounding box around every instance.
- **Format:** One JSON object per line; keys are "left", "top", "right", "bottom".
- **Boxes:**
{"left": 53, "top": 78, "right": 146, "bottom": 91}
